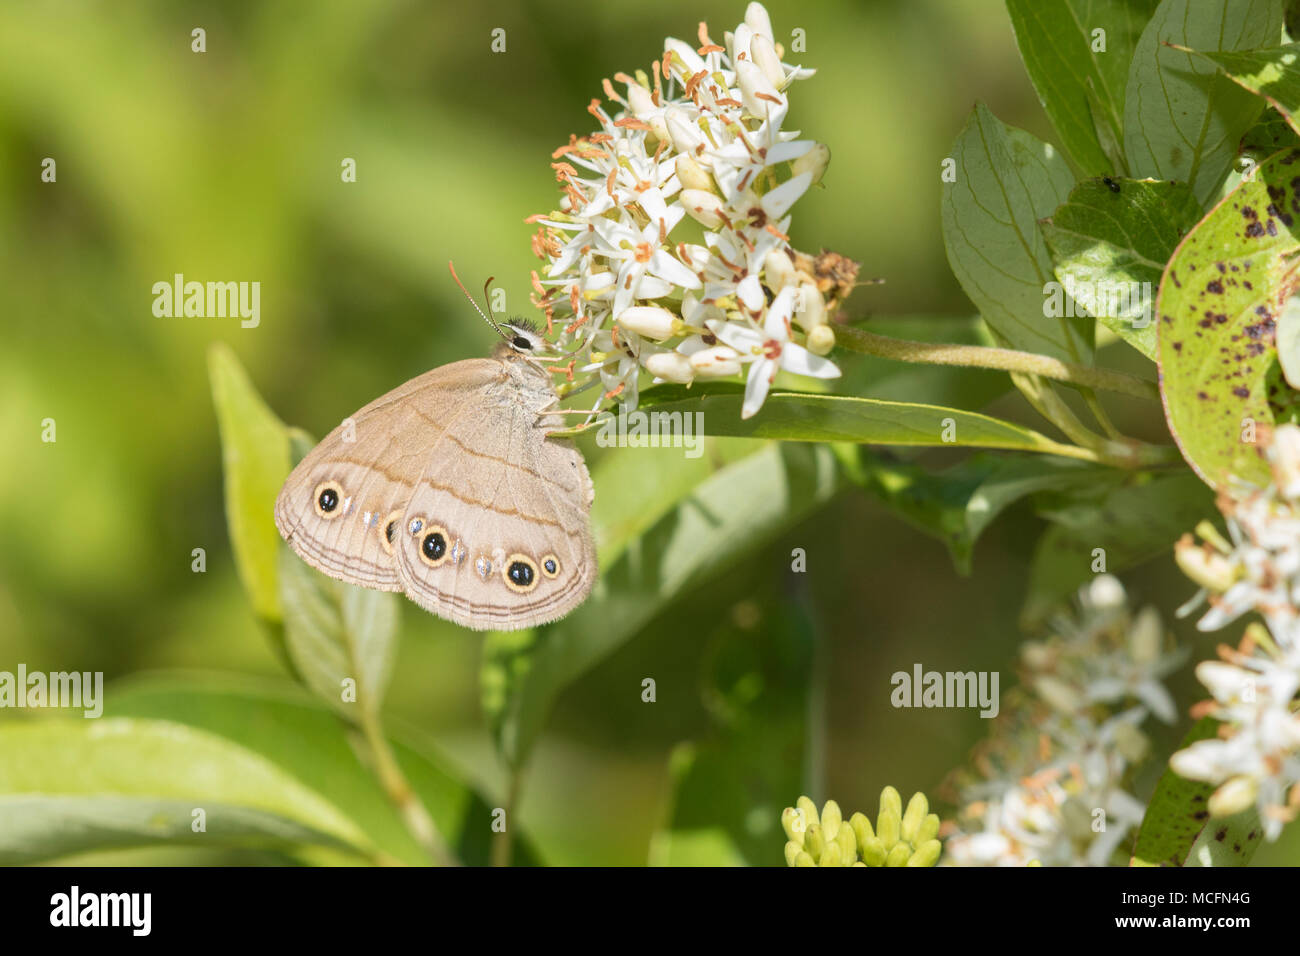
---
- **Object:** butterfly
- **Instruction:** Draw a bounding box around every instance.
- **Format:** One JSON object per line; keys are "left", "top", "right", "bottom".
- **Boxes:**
{"left": 275, "top": 266, "right": 596, "bottom": 631}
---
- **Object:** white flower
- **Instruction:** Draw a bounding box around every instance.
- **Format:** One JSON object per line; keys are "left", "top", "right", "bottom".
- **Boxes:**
{"left": 945, "top": 579, "right": 1178, "bottom": 866}
{"left": 706, "top": 286, "right": 840, "bottom": 418}
{"left": 527, "top": 2, "right": 856, "bottom": 420}
{"left": 1170, "top": 425, "right": 1300, "bottom": 840}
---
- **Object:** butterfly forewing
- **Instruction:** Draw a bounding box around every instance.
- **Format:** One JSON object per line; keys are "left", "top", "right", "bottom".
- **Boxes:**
{"left": 274, "top": 360, "right": 502, "bottom": 592}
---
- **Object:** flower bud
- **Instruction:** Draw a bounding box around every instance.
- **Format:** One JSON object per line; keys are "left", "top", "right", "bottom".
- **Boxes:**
{"left": 849, "top": 811, "right": 874, "bottom": 849}
{"left": 764, "top": 249, "right": 798, "bottom": 293}
{"left": 796, "top": 795, "right": 819, "bottom": 828}
{"left": 1170, "top": 743, "right": 1220, "bottom": 782}
{"left": 793, "top": 143, "right": 831, "bottom": 184}
{"left": 918, "top": 813, "right": 941, "bottom": 845}
{"left": 820, "top": 799, "right": 843, "bottom": 840}
{"left": 781, "top": 806, "right": 807, "bottom": 844}
{"left": 792, "top": 850, "right": 816, "bottom": 867}
{"left": 885, "top": 843, "right": 912, "bottom": 867}
{"left": 906, "top": 839, "right": 943, "bottom": 867}
{"left": 901, "top": 792, "right": 928, "bottom": 844}
{"left": 1128, "top": 606, "right": 1163, "bottom": 663}
{"left": 834, "top": 821, "right": 857, "bottom": 864}
{"left": 1087, "top": 574, "right": 1126, "bottom": 610}
{"left": 750, "top": 32, "right": 785, "bottom": 89}
{"left": 626, "top": 83, "right": 655, "bottom": 117}
{"left": 804, "top": 822, "right": 826, "bottom": 860}
{"left": 1174, "top": 534, "right": 1239, "bottom": 593}
{"left": 681, "top": 189, "right": 726, "bottom": 229}
{"left": 688, "top": 344, "right": 743, "bottom": 378}
{"left": 1208, "top": 775, "right": 1259, "bottom": 818}
{"left": 794, "top": 282, "right": 826, "bottom": 328}
{"left": 806, "top": 324, "right": 835, "bottom": 355}
{"left": 735, "top": 58, "right": 781, "bottom": 119}
{"left": 1035, "top": 674, "right": 1083, "bottom": 714}
{"left": 877, "top": 786, "right": 902, "bottom": 849}
{"left": 818, "top": 841, "right": 843, "bottom": 867}
{"left": 783, "top": 840, "right": 803, "bottom": 867}
{"left": 744, "top": 2, "right": 774, "bottom": 42}
{"left": 1271, "top": 423, "right": 1300, "bottom": 498}
{"left": 859, "top": 835, "right": 887, "bottom": 866}
{"left": 617, "top": 305, "right": 679, "bottom": 341}
{"left": 665, "top": 106, "right": 705, "bottom": 157}
{"left": 675, "top": 153, "right": 714, "bottom": 193}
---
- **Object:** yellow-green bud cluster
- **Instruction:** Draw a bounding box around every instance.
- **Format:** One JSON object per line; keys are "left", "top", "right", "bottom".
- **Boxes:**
{"left": 781, "top": 787, "right": 942, "bottom": 867}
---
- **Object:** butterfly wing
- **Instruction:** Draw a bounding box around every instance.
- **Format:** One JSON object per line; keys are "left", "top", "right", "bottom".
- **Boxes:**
{"left": 391, "top": 391, "right": 597, "bottom": 631}
{"left": 274, "top": 359, "right": 504, "bottom": 591}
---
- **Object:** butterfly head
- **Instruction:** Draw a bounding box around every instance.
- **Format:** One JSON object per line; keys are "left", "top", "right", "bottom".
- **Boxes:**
{"left": 499, "top": 319, "right": 554, "bottom": 357}
{"left": 447, "top": 262, "right": 559, "bottom": 362}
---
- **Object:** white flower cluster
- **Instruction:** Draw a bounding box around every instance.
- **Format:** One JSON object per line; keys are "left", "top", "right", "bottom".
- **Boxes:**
{"left": 1171, "top": 423, "right": 1300, "bottom": 840}
{"left": 527, "top": 2, "right": 857, "bottom": 419}
{"left": 944, "top": 576, "right": 1183, "bottom": 866}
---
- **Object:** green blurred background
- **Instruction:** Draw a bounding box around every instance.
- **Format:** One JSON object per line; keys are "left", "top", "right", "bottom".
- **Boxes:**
{"left": 1, "top": 0, "right": 1294, "bottom": 864}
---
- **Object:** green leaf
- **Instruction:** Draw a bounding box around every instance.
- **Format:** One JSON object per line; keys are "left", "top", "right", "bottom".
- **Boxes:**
{"left": 1130, "top": 714, "right": 1266, "bottom": 866}
{"left": 1022, "top": 470, "right": 1215, "bottom": 625}
{"left": 279, "top": 545, "right": 399, "bottom": 721}
{"left": 209, "top": 344, "right": 291, "bottom": 621}
{"left": 603, "top": 385, "right": 1091, "bottom": 459}
{"left": 586, "top": 437, "right": 756, "bottom": 569}
{"left": 848, "top": 452, "right": 1116, "bottom": 574}
{"left": 0, "top": 718, "right": 371, "bottom": 864}
{"left": 107, "top": 672, "right": 539, "bottom": 866}
{"left": 1184, "top": 809, "right": 1266, "bottom": 865}
{"left": 942, "top": 103, "right": 1091, "bottom": 363}
{"left": 483, "top": 442, "right": 839, "bottom": 771}
{"left": 1156, "top": 147, "right": 1300, "bottom": 488}
{"left": 1131, "top": 717, "right": 1219, "bottom": 866}
{"left": 1042, "top": 177, "right": 1204, "bottom": 359}
{"left": 1123, "top": 0, "right": 1283, "bottom": 206}
{"left": 1006, "top": 0, "right": 1160, "bottom": 174}
{"left": 1182, "top": 42, "right": 1300, "bottom": 136}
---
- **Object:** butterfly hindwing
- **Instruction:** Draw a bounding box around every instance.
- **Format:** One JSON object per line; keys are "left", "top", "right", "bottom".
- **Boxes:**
{"left": 392, "top": 375, "right": 597, "bottom": 630}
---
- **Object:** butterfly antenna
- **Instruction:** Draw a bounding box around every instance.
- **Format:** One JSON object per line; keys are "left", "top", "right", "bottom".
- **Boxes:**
{"left": 448, "top": 260, "right": 510, "bottom": 341}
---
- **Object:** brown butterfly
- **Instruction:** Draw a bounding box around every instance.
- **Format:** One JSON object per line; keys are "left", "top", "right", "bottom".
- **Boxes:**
{"left": 275, "top": 267, "right": 596, "bottom": 630}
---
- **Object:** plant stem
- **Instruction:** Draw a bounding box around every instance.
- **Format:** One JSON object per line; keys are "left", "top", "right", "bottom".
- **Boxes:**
{"left": 358, "top": 710, "right": 460, "bottom": 867}
{"left": 835, "top": 326, "right": 1160, "bottom": 403}
{"left": 1012, "top": 372, "right": 1180, "bottom": 469}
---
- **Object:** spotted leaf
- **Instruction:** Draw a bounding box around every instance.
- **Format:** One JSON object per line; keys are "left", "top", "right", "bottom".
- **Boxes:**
{"left": 1157, "top": 148, "right": 1300, "bottom": 488}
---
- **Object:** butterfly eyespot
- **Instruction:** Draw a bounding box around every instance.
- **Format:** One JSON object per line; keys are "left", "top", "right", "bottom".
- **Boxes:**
{"left": 418, "top": 525, "right": 450, "bottom": 567}
{"left": 314, "top": 481, "right": 344, "bottom": 518}
{"left": 503, "top": 554, "right": 539, "bottom": 593}
{"left": 540, "top": 555, "right": 560, "bottom": 578}
{"left": 379, "top": 510, "right": 403, "bottom": 555}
